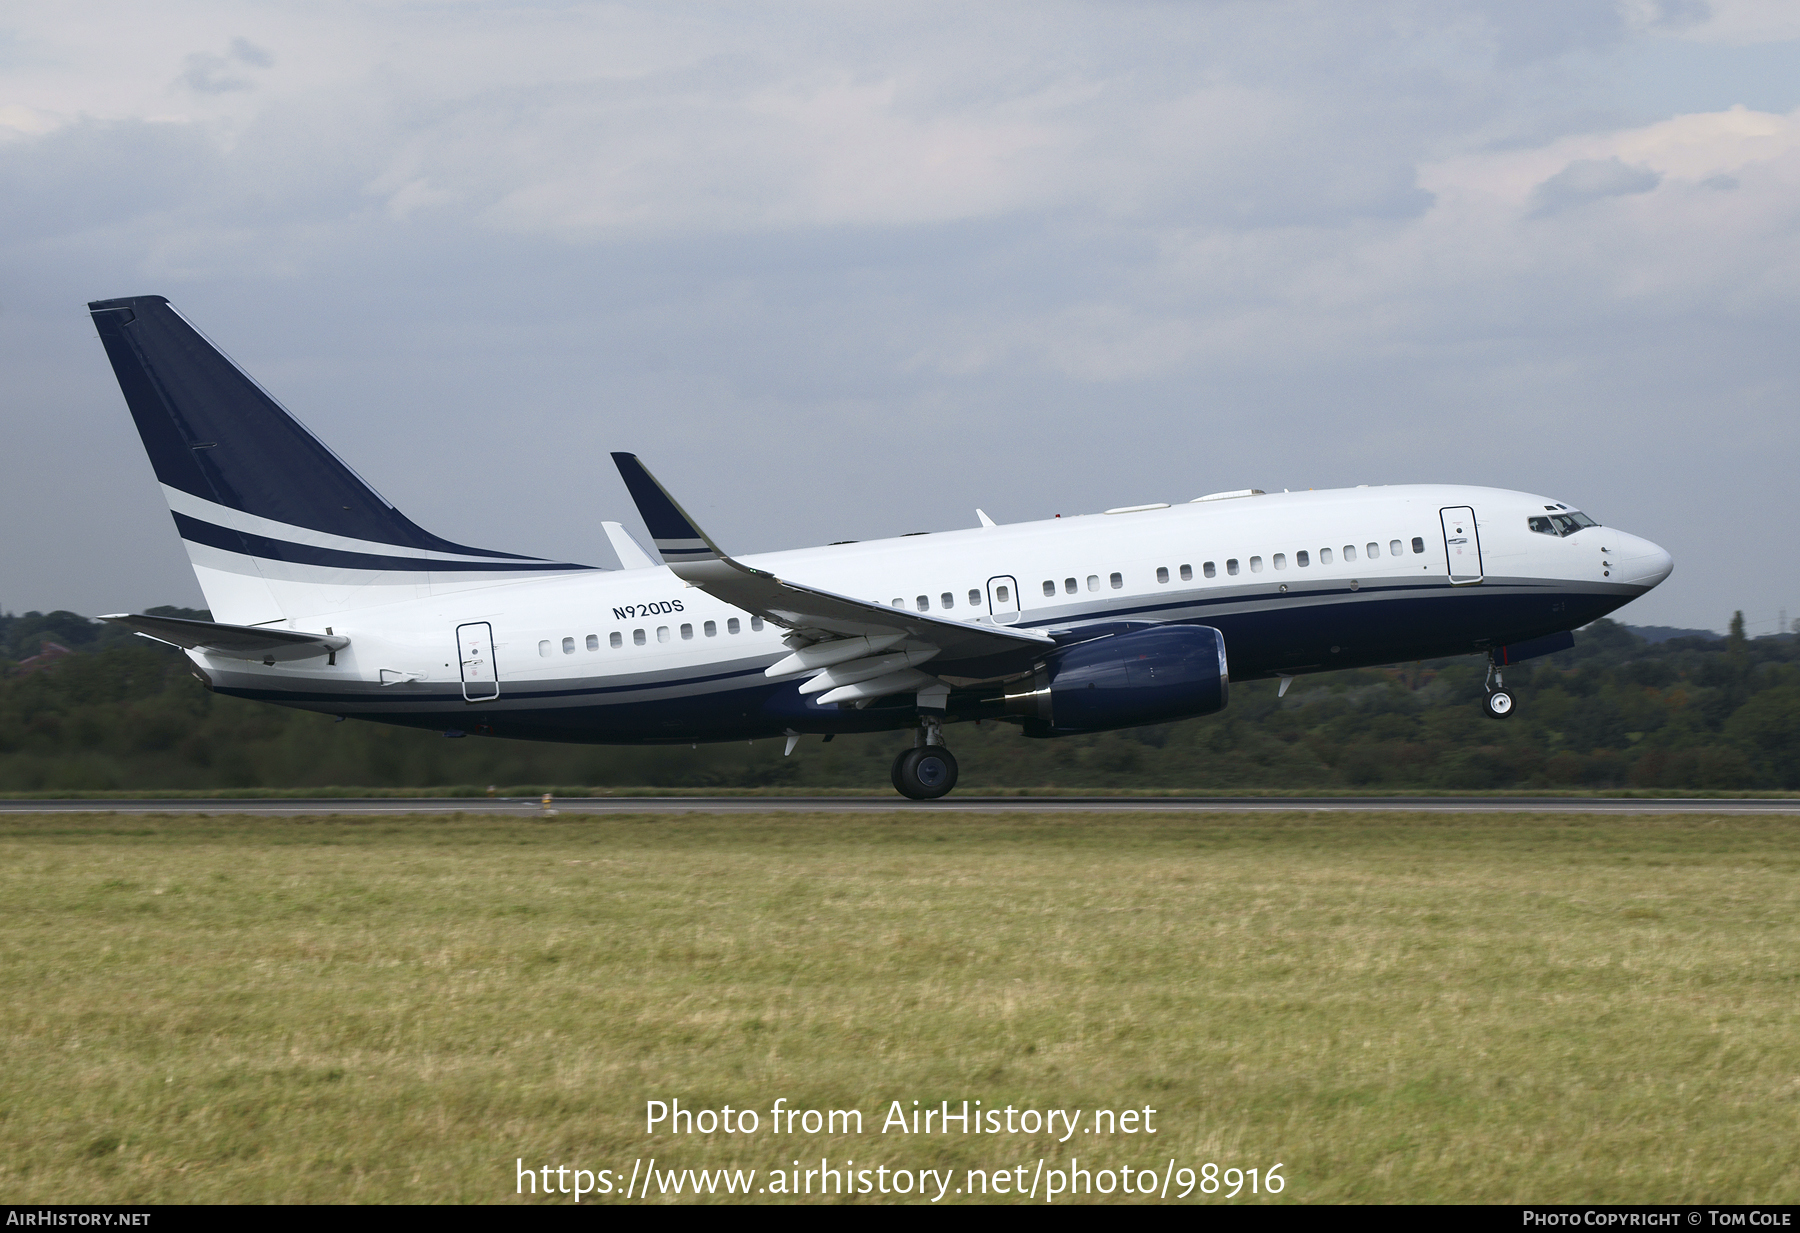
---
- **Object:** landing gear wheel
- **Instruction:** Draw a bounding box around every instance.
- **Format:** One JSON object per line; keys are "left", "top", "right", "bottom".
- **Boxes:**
{"left": 894, "top": 746, "right": 959, "bottom": 800}
{"left": 890, "top": 748, "right": 914, "bottom": 794}
{"left": 1484, "top": 690, "right": 1515, "bottom": 719}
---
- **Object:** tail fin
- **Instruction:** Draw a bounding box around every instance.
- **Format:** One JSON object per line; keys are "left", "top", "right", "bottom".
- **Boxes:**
{"left": 88, "top": 296, "right": 590, "bottom": 624}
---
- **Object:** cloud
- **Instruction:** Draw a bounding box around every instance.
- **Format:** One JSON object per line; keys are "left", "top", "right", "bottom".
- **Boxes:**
{"left": 0, "top": 118, "right": 220, "bottom": 240}
{"left": 0, "top": 105, "right": 55, "bottom": 136}
{"left": 3, "top": 2, "right": 1800, "bottom": 631}
{"left": 229, "top": 37, "right": 274, "bottom": 69}
{"left": 180, "top": 52, "right": 251, "bottom": 94}
{"left": 180, "top": 36, "right": 274, "bottom": 94}
{"left": 1528, "top": 156, "right": 1663, "bottom": 215}
{"left": 1619, "top": 0, "right": 1714, "bottom": 33}
{"left": 1671, "top": 0, "right": 1800, "bottom": 42}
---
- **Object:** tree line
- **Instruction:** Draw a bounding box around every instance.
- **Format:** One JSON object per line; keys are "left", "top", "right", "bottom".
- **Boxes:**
{"left": 1, "top": 607, "right": 1795, "bottom": 792}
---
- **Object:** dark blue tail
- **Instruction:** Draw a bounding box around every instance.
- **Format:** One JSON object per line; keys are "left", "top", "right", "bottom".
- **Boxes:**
{"left": 89, "top": 295, "right": 588, "bottom": 622}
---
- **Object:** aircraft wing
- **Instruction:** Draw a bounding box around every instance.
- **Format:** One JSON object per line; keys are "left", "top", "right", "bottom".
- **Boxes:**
{"left": 100, "top": 613, "right": 349, "bottom": 663}
{"left": 611, "top": 454, "right": 1052, "bottom": 695}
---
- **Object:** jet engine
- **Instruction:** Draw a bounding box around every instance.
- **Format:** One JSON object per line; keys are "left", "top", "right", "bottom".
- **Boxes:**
{"left": 999, "top": 624, "right": 1229, "bottom": 735}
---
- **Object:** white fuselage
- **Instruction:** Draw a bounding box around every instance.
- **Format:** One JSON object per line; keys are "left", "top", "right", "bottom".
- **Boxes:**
{"left": 192, "top": 484, "right": 1671, "bottom": 743}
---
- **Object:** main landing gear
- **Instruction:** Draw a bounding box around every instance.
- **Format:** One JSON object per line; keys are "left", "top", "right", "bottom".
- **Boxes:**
{"left": 1483, "top": 656, "right": 1515, "bottom": 720}
{"left": 891, "top": 714, "right": 959, "bottom": 800}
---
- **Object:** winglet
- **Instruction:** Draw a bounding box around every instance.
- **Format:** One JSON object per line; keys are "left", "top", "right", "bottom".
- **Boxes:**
{"left": 605, "top": 457, "right": 1054, "bottom": 662}
{"left": 610, "top": 454, "right": 723, "bottom": 563}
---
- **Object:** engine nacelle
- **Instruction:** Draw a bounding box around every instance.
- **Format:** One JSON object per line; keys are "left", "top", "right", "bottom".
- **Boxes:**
{"left": 1000, "top": 624, "right": 1229, "bottom": 735}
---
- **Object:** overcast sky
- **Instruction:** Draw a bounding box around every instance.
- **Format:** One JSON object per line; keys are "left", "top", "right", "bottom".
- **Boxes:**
{"left": 4, "top": 1, "right": 1798, "bottom": 634}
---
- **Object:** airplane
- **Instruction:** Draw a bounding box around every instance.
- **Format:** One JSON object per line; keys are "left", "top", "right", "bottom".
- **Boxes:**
{"left": 85, "top": 294, "right": 1674, "bottom": 799}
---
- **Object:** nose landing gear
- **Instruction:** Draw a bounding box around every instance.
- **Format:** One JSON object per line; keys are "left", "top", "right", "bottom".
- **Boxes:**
{"left": 891, "top": 714, "right": 960, "bottom": 799}
{"left": 1483, "top": 656, "right": 1515, "bottom": 720}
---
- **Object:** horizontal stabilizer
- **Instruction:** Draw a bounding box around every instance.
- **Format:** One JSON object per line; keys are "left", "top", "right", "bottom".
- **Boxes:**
{"left": 100, "top": 613, "right": 349, "bottom": 663}
{"left": 602, "top": 521, "right": 660, "bottom": 570}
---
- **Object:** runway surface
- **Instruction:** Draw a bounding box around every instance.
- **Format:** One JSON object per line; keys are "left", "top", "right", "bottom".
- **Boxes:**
{"left": 3, "top": 796, "right": 1799, "bottom": 816}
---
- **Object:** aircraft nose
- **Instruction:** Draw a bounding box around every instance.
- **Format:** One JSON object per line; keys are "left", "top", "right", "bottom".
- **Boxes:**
{"left": 1615, "top": 533, "right": 1673, "bottom": 590}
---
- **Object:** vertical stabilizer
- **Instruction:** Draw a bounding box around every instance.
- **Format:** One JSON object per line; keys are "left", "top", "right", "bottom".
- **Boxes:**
{"left": 88, "top": 296, "right": 591, "bottom": 623}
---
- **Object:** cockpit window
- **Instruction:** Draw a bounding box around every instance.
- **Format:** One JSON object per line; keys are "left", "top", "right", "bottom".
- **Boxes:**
{"left": 1528, "top": 511, "right": 1600, "bottom": 537}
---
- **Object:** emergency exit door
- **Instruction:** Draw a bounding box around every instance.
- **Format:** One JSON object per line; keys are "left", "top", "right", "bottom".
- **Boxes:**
{"left": 1440, "top": 507, "right": 1483, "bottom": 585}
{"left": 986, "top": 576, "right": 1021, "bottom": 624}
{"left": 456, "top": 622, "right": 500, "bottom": 702}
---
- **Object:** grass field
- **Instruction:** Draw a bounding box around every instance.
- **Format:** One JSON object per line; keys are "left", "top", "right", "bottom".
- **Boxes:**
{"left": 5, "top": 785, "right": 1798, "bottom": 798}
{"left": 2, "top": 810, "right": 1796, "bottom": 1204}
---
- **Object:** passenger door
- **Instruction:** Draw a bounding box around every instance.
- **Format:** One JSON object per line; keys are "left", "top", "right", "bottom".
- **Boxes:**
{"left": 456, "top": 622, "right": 500, "bottom": 701}
{"left": 1440, "top": 507, "right": 1483, "bottom": 586}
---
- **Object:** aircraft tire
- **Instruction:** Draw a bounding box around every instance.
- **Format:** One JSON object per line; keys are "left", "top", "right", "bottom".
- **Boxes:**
{"left": 1484, "top": 690, "right": 1515, "bottom": 720}
{"left": 894, "top": 746, "right": 959, "bottom": 800}
{"left": 891, "top": 748, "right": 914, "bottom": 794}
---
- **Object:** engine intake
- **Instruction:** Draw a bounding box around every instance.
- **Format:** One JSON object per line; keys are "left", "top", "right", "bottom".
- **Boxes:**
{"left": 1001, "top": 624, "right": 1229, "bottom": 735}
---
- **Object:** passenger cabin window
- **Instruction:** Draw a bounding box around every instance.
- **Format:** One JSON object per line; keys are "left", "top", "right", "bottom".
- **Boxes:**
{"left": 751, "top": 616, "right": 764, "bottom": 631}
{"left": 1156, "top": 567, "right": 1169, "bottom": 583}
{"left": 968, "top": 589, "right": 981, "bottom": 606}
{"left": 1180, "top": 564, "right": 1193, "bottom": 581}
{"left": 1409, "top": 538, "right": 1424, "bottom": 554}
{"left": 1043, "top": 580, "right": 1056, "bottom": 597}
{"left": 657, "top": 626, "right": 670, "bottom": 643}
{"left": 633, "top": 629, "right": 646, "bottom": 646}
{"left": 1529, "top": 511, "right": 1599, "bottom": 537}
{"left": 995, "top": 585, "right": 1010, "bottom": 604}
{"left": 916, "top": 596, "right": 929, "bottom": 612}
{"left": 1065, "top": 578, "right": 1078, "bottom": 594}
{"left": 681, "top": 623, "right": 693, "bottom": 640}
{"left": 1203, "top": 562, "right": 1216, "bottom": 578}
{"left": 586, "top": 634, "right": 599, "bottom": 651}
{"left": 1318, "top": 548, "right": 1332, "bottom": 565}
{"left": 892, "top": 598, "right": 905, "bottom": 607}
{"left": 538, "top": 640, "right": 551, "bottom": 657}
{"left": 562, "top": 636, "right": 575, "bottom": 654}
{"left": 1390, "top": 539, "right": 1403, "bottom": 556}
{"left": 1273, "top": 553, "right": 1287, "bottom": 570}
{"left": 1344, "top": 545, "right": 1356, "bottom": 562}
{"left": 1087, "top": 575, "right": 1099, "bottom": 591}
{"left": 1226, "top": 559, "right": 1239, "bottom": 576}
{"left": 941, "top": 592, "right": 954, "bottom": 609}
{"left": 610, "top": 632, "right": 623, "bottom": 649}
{"left": 703, "top": 621, "right": 716, "bottom": 637}
{"left": 1110, "top": 572, "right": 1123, "bottom": 589}
{"left": 1297, "top": 551, "right": 1310, "bottom": 567}
{"left": 1249, "top": 557, "right": 1263, "bottom": 573}
{"left": 1367, "top": 542, "right": 1380, "bottom": 558}
{"left": 727, "top": 618, "right": 741, "bottom": 635}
